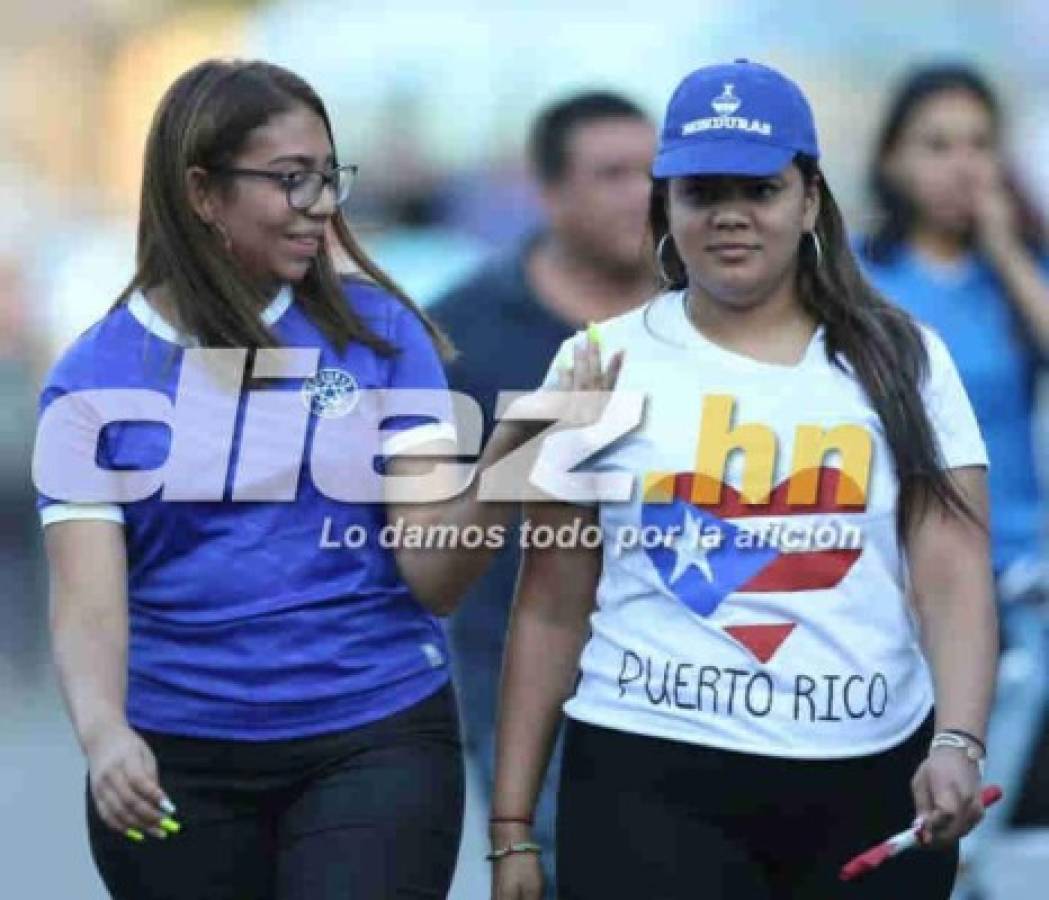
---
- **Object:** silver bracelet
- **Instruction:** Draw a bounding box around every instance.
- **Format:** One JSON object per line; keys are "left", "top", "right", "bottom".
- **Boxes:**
{"left": 930, "top": 731, "right": 986, "bottom": 777}
{"left": 486, "top": 841, "right": 543, "bottom": 863}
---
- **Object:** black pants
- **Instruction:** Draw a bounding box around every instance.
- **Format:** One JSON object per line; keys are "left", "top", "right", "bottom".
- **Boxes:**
{"left": 88, "top": 685, "right": 464, "bottom": 900}
{"left": 556, "top": 716, "right": 957, "bottom": 899}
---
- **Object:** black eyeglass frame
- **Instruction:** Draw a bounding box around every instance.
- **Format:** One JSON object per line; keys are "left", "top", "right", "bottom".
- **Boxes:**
{"left": 209, "top": 163, "right": 359, "bottom": 211}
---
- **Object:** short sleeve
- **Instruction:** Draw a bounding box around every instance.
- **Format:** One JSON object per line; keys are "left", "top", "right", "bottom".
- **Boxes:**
{"left": 920, "top": 325, "right": 989, "bottom": 470}
{"left": 35, "top": 379, "right": 124, "bottom": 527}
{"left": 381, "top": 305, "right": 457, "bottom": 457}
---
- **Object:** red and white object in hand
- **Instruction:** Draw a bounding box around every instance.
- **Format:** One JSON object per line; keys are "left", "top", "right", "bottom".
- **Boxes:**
{"left": 840, "top": 785, "right": 1003, "bottom": 882}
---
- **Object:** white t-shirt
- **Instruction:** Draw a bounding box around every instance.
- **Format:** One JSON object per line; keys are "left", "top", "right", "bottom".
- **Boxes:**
{"left": 534, "top": 290, "right": 988, "bottom": 759}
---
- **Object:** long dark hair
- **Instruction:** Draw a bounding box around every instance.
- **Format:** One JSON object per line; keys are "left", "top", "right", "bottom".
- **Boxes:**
{"left": 650, "top": 159, "right": 977, "bottom": 539}
{"left": 864, "top": 63, "right": 1044, "bottom": 263}
{"left": 117, "top": 59, "right": 452, "bottom": 358}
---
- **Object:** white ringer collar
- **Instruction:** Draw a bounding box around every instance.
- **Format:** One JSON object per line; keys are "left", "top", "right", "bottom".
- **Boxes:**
{"left": 127, "top": 283, "right": 293, "bottom": 345}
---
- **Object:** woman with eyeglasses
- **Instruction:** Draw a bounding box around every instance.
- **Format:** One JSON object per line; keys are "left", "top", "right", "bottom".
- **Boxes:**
{"left": 33, "top": 59, "right": 543, "bottom": 899}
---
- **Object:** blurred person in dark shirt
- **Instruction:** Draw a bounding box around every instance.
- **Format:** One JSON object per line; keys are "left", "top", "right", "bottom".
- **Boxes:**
{"left": 429, "top": 91, "right": 656, "bottom": 892}
{"left": 0, "top": 258, "right": 46, "bottom": 689}
{"left": 858, "top": 63, "right": 1049, "bottom": 900}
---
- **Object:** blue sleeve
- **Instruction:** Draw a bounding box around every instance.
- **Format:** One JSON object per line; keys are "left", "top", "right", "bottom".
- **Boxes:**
{"left": 35, "top": 378, "right": 70, "bottom": 515}
{"left": 380, "top": 302, "right": 457, "bottom": 456}
{"left": 34, "top": 358, "right": 125, "bottom": 526}
{"left": 388, "top": 304, "right": 450, "bottom": 392}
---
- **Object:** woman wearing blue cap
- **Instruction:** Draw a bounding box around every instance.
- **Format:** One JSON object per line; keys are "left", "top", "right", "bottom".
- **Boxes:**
{"left": 490, "top": 60, "right": 996, "bottom": 898}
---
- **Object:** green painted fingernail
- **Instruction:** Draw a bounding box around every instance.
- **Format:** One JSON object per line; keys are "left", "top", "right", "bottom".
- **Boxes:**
{"left": 586, "top": 323, "right": 602, "bottom": 346}
{"left": 160, "top": 817, "right": 181, "bottom": 834}
{"left": 125, "top": 828, "right": 145, "bottom": 843}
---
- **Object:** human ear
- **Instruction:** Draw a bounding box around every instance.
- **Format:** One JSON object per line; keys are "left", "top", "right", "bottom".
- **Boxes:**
{"left": 538, "top": 178, "right": 571, "bottom": 231}
{"left": 879, "top": 149, "right": 906, "bottom": 193}
{"left": 185, "top": 166, "right": 233, "bottom": 251}
{"left": 185, "top": 166, "right": 219, "bottom": 225}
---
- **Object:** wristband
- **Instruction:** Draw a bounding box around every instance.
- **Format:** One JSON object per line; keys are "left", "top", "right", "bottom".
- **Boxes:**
{"left": 930, "top": 731, "right": 986, "bottom": 776}
{"left": 489, "top": 816, "right": 534, "bottom": 827}
{"left": 942, "top": 728, "right": 987, "bottom": 757}
{"left": 486, "top": 841, "right": 543, "bottom": 862}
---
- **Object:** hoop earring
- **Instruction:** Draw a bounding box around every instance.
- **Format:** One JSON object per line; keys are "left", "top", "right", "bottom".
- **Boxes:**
{"left": 807, "top": 230, "right": 822, "bottom": 269}
{"left": 655, "top": 233, "right": 676, "bottom": 285}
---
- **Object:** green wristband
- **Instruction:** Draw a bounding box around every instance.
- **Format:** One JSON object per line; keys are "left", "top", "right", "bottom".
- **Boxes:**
{"left": 486, "top": 841, "right": 543, "bottom": 862}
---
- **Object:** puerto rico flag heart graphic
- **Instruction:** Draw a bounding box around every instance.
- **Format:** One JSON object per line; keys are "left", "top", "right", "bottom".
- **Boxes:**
{"left": 642, "top": 466, "right": 865, "bottom": 663}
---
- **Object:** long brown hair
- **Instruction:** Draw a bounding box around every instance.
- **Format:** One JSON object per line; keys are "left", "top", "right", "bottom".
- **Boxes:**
{"left": 649, "top": 159, "right": 978, "bottom": 540}
{"left": 117, "top": 58, "right": 452, "bottom": 359}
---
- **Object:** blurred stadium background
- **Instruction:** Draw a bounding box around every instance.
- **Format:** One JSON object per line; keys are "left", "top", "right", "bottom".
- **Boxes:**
{"left": 2, "top": 1, "right": 1048, "bottom": 896}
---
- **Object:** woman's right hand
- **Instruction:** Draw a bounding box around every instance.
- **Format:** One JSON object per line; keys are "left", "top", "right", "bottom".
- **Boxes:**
{"left": 85, "top": 720, "right": 171, "bottom": 839}
{"left": 490, "top": 823, "right": 544, "bottom": 900}
{"left": 552, "top": 328, "right": 625, "bottom": 428}
{"left": 492, "top": 852, "right": 544, "bottom": 900}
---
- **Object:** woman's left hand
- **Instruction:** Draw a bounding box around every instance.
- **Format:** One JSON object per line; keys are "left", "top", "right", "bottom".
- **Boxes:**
{"left": 910, "top": 749, "right": 985, "bottom": 847}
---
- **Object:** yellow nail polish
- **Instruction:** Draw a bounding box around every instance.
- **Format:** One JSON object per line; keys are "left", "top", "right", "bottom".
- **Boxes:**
{"left": 160, "top": 817, "right": 181, "bottom": 834}
{"left": 125, "top": 828, "right": 145, "bottom": 843}
{"left": 586, "top": 323, "right": 602, "bottom": 346}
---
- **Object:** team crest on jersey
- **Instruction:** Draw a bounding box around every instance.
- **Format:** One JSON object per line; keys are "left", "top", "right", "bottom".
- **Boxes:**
{"left": 301, "top": 368, "right": 360, "bottom": 418}
{"left": 681, "top": 82, "right": 772, "bottom": 137}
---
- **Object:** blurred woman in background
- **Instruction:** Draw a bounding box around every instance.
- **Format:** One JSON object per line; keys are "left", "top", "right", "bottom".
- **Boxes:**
{"left": 860, "top": 63, "right": 1049, "bottom": 900}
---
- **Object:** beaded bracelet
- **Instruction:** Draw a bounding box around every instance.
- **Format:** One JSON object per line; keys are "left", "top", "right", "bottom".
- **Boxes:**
{"left": 486, "top": 841, "right": 543, "bottom": 862}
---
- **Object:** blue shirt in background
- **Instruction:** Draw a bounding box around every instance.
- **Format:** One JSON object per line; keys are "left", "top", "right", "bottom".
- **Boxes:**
{"left": 859, "top": 245, "right": 1047, "bottom": 571}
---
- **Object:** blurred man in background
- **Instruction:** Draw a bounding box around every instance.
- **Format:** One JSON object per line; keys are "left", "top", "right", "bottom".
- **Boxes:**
{"left": 430, "top": 91, "right": 657, "bottom": 893}
{"left": 0, "top": 260, "right": 46, "bottom": 698}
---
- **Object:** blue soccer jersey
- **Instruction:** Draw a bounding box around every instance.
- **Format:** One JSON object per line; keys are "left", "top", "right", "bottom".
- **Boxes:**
{"left": 35, "top": 279, "right": 455, "bottom": 740}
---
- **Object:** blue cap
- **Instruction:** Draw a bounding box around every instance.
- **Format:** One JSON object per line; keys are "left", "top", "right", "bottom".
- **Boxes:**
{"left": 653, "top": 59, "right": 819, "bottom": 178}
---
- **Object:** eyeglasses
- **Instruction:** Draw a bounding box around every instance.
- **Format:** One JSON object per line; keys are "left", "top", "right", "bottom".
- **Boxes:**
{"left": 210, "top": 163, "right": 359, "bottom": 211}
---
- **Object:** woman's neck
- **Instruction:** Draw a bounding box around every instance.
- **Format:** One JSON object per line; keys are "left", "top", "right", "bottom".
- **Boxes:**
{"left": 909, "top": 225, "right": 970, "bottom": 264}
{"left": 685, "top": 279, "right": 818, "bottom": 366}
{"left": 143, "top": 283, "right": 182, "bottom": 330}
{"left": 145, "top": 279, "right": 283, "bottom": 323}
